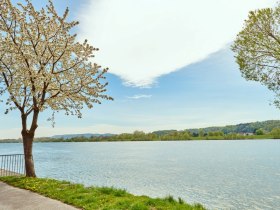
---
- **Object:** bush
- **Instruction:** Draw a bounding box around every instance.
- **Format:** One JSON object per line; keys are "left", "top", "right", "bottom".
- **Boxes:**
{"left": 255, "top": 129, "right": 264, "bottom": 135}
{"left": 271, "top": 128, "right": 280, "bottom": 139}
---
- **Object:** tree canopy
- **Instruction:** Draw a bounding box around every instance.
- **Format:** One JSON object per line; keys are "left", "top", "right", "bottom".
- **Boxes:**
{"left": 232, "top": 4, "right": 280, "bottom": 108}
{"left": 0, "top": 0, "right": 112, "bottom": 120}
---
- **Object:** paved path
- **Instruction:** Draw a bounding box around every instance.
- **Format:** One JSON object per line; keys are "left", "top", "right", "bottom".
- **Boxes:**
{"left": 0, "top": 182, "right": 79, "bottom": 210}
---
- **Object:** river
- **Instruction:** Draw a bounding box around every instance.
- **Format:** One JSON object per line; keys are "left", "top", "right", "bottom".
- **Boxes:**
{"left": 0, "top": 140, "right": 279, "bottom": 209}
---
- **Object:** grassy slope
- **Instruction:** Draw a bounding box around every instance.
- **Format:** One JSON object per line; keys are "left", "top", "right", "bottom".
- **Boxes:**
{"left": 0, "top": 177, "right": 205, "bottom": 210}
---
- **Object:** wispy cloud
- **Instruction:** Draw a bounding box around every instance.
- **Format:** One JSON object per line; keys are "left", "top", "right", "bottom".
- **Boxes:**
{"left": 127, "top": 94, "right": 152, "bottom": 99}
{"left": 77, "top": 0, "right": 275, "bottom": 87}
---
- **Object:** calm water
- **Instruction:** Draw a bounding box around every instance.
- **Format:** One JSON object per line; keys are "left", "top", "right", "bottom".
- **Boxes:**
{"left": 0, "top": 140, "right": 280, "bottom": 210}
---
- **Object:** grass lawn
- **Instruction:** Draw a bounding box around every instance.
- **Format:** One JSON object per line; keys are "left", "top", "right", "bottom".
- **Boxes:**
{"left": 0, "top": 176, "right": 205, "bottom": 210}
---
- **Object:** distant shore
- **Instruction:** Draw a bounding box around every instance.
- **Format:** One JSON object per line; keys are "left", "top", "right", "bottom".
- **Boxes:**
{"left": 2, "top": 120, "right": 280, "bottom": 143}
{"left": 0, "top": 134, "right": 278, "bottom": 143}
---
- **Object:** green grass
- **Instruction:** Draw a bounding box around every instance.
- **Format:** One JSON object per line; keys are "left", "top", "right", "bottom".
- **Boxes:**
{"left": 0, "top": 176, "right": 205, "bottom": 210}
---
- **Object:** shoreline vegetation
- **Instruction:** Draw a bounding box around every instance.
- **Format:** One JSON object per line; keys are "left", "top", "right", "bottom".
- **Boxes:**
{"left": 0, "top": 134, "right": 278, "bottom": 143}
{"left": 1, "top": 120, "right": 280, "bottom": 143}
{"left": 0, "top": 177, "right": 205, "bottom": 210}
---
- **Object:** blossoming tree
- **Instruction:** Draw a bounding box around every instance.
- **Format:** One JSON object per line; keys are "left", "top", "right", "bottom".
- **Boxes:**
{"left": 0, "top": 0, "right": 112, "bottom": 177}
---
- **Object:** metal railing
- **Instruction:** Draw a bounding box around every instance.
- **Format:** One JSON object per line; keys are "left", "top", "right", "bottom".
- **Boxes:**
{"left": 0, "top": 154, "right": 25, "bottom": 176}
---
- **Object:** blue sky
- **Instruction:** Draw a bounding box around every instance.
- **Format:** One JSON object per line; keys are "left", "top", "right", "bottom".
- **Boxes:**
{"left": 1, "top": 0, "right": 279, "bottom": 138}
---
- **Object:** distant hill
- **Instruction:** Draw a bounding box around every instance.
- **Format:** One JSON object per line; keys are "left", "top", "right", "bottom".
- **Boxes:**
{"left": 187, "top": 120, "right": 280, "bottom": 134}
{"left": 0, "top": 138, "right": 21, "bottom": 143}
{"left": 51, "top": 133, "right": 114, "bottom": 139}
{"left": 1, "top": 120, "right": 280, "bottom": 142}
{"left": 152, "top": 130, "right": 177, "bottom": 136}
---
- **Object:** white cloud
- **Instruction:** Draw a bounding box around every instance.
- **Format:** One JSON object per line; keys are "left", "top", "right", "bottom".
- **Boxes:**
{"left": 77, "top": 0, "right": 275, "bottom": 87}
{"left": 127, "top": 94, "right": 152, "bottom": 99}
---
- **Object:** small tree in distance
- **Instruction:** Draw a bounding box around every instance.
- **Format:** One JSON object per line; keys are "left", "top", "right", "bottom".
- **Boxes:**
{"left": 232, "top": 4, "right": 280, "bottom": 109}
{"left": 0, "top": 0, "right": 112, "bottom": 177}
{"left": 255, "top": 129, "right": 264, "bottom": 135}
{"left": 271, "top": 128, "right": 280, "bottom": 138}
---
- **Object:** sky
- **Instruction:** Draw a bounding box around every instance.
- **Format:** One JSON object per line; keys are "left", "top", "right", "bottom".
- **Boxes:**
{"left": 1, "top": 0, "right": 279, "bottom": 139}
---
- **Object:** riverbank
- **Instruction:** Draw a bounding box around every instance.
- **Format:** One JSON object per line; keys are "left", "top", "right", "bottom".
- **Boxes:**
{"left": 0, "top": 177, "right": 205, "bottom": 210}
{"left": 0, "top": 134, "right": 278, "bottom": 143}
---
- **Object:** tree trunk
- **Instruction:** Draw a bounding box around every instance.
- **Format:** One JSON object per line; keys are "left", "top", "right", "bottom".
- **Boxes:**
{"left": 21, "top": 110, "right": 39, "bottom": 178}
{"left": 22, "top": 133, "right": 36, "bottom": 177}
